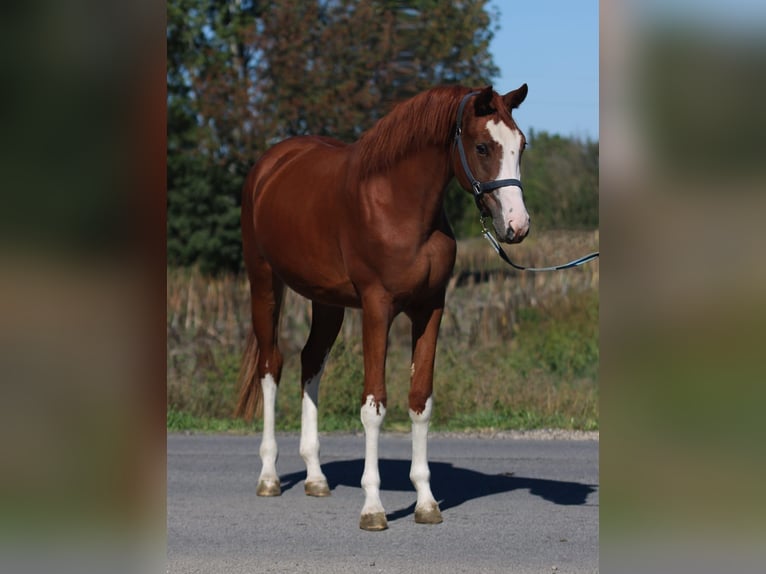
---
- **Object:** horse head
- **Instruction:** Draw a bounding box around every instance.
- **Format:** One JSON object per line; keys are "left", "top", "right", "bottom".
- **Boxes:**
{"left": 453, "top": 84, "right": 531, "bottom": 244}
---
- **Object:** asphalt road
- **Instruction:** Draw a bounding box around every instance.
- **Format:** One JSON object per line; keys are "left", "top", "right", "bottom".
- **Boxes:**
{"left": 167, "top": 432, "right": 598, "bottom": 574}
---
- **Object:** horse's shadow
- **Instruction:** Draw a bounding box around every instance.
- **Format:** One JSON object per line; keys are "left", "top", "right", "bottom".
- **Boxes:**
{"left": 280, "top": 459, "right": 597, "bottom": 522}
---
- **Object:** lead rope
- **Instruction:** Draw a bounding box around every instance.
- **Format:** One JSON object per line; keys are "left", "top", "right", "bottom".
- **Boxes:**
{"left": 479, "top": 216, "right": 599, "bottom": 271}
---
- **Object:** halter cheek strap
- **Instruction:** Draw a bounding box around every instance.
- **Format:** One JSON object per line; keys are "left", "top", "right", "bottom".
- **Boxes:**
{"left": 454, "top": 91, "right": 523, "bottom": 207}
{"left": 454, "top": 90, "right": 600, "bottom": 272}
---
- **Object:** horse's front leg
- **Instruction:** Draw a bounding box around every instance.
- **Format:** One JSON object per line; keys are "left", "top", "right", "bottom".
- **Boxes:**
{"left": 358, "top": 293, "right": 393, "bottom": 531}
{"left": 407, "top": 300, "right": 445, "bottom": 524}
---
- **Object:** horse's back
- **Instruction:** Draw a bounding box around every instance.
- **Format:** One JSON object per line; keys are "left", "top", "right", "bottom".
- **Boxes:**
{"left": 246, "top": 135, "right": 346, "bottom": 192}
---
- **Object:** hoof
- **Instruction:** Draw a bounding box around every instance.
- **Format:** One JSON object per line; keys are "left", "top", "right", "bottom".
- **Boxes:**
{"left": 414, "top": 503, "right": 443, "bottom": 524}
{"left": 256, "top": 479, "right": 281, "bottom": 497}
{"left": 359, "top": 512, "right": 388, "bottom": 531}
{"left": 304, "top": 479, "right": 331, "bottom": 497}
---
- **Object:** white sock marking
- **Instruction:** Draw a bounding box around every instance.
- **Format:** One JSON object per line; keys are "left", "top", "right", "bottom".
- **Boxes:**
{"left": 360, "top": 394, "right": 386, "bottom": 516}
{"left": 409, "top": 396, "right": 437, "bottom": 511}
{"left": 300, "top": 352, "right": 329, "bottom": 484}
{"left": 258, "top": 374, "right": 279, "bottom": 485}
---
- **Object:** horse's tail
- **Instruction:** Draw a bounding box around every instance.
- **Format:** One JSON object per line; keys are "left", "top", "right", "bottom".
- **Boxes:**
{"left": 234, "top": 330, "right": 262, "bottom": 421}
{"left": 235, "top": 164, "right": 263, "bottom": 422}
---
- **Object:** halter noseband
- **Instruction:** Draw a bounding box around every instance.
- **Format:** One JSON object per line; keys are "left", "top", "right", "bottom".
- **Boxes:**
{"left": 454, "top": 90, "right": 523, "bottom": 211}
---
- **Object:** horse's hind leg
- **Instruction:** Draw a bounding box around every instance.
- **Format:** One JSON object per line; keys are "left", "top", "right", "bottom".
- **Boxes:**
{"left": 407, "top": 299, "right": 445, "bottom": 524}
{"left": 300, "top": 302, "right": 344, "bottom": 497}
{"left": 250, "top": 264, "right": 285, "bottom": 497}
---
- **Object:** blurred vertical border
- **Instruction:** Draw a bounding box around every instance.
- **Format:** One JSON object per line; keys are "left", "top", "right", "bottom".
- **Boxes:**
{"left": 601, "top": 0, "right": 766, "bottom": 572}
{"left": 0, "top": 0, "right": 166, "bottom": 572}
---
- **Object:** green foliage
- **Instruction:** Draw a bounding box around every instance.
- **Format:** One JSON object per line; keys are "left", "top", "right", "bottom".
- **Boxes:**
{"left": 167, "top": 341, "right": 241, "bottom": 419}
{"left": 521, "top": 129, "right": 599, "bottom": 230}
{"left": 319, "top": 339, "right": 367, "bottom": 423}
{"left": 514, "top": 291, "right": 599, "bottom": 380}
{"left": 443, "top": 179, "right": 483, "bottom": 237}
{"left": 167, "top": 156, "right": 244, "bottom": 274}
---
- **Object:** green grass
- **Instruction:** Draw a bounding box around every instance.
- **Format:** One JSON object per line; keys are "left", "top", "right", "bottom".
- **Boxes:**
{"left": 167, "top": 409, "right": 259, "bottom": 433}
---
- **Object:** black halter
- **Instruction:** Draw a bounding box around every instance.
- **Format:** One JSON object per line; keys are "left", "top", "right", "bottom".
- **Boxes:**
{"left": 454, "top": 90, "right": 523, "bottom": 211}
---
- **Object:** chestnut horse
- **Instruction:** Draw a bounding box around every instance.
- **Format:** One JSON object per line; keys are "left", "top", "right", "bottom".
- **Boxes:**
{"left": 235, "top": 84, "right": 529, "bottom": 531}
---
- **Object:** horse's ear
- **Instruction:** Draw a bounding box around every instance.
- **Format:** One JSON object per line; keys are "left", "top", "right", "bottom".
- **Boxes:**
{"left": 503, "top": 83, "right": 528, "bottom": 110}
{"left": 473, "top": 85, "right": 495, "bottom": 116}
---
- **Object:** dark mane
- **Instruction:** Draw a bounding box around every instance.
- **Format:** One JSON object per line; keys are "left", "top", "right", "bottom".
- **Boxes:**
{"left": 354, "top": 85, "right": 473, "bottom": 179}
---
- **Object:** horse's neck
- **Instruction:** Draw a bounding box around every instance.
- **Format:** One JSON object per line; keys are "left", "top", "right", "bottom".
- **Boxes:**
{"left": 381, "top": 145, "right": 453, "bottom": 227}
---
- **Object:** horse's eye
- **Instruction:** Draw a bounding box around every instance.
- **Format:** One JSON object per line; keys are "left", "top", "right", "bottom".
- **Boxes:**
{"left": 475, "top": 143, "right": 488, "bottom": 156}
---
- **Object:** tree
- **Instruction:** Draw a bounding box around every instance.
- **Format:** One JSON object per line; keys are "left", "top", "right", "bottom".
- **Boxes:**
{"left": 167, "top": 0, "right": 269, "bottom": 273}
{"left": 168, "top": 0, "right": 500, "bottom": 274}
{"left": 520, "top": 130, "right": 599, "bottom": 230}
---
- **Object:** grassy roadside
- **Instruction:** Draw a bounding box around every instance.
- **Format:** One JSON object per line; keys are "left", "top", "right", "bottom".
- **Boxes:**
{"left": 168, "top": 231, "right": 599, "bottom": 433}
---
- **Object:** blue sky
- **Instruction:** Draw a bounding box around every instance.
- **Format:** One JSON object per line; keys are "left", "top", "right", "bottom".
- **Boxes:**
{"left": 488, "top": 1, "right": 599, "bottom": 141}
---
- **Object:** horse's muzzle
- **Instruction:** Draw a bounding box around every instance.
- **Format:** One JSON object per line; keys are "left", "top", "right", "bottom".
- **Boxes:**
{"left": 505, "top": 217, "right": 530, "bottom": 244}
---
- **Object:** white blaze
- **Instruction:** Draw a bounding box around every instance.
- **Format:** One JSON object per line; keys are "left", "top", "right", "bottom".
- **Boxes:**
{"left": 486, "top": 119, "right": 530, "bottom": 238}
